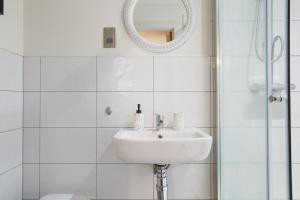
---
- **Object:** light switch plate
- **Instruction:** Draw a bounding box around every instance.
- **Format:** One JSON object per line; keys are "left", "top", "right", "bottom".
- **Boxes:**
{"left": 103, "top": 27, "right": 116, "bottom": 48}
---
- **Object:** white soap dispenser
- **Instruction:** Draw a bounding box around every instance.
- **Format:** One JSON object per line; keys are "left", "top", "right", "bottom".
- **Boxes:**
{"left": 133, "top": 104, "right": 144, "bottom": 130}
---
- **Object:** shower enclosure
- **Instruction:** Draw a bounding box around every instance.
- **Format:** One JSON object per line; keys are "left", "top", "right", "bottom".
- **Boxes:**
{"left": 217, "top": 0, "right": 292, "bottom": 199}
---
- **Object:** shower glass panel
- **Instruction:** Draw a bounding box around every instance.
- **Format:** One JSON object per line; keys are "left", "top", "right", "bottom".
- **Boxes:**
{"left": 217, "top": 0, "right": 292, "bottom": 199}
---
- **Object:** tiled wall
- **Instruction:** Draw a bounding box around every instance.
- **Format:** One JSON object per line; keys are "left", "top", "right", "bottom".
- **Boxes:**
{"left": 291, "top": 1, "right": 300, "bottom": 199}
{"left": 0, "top": 49, "right": 23, "bottom": 200}
{"left": 23, "top": 56, "right": 216, "bottom": 200}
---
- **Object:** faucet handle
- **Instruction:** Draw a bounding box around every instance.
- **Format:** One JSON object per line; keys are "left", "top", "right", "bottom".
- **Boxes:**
{"left": 156, "top": 114, "right": 164, "bottom": 122}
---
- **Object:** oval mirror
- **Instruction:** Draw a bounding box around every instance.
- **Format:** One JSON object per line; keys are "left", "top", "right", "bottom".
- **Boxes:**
{"left": 124, "top": 0, "right": 195, "bottom": 53}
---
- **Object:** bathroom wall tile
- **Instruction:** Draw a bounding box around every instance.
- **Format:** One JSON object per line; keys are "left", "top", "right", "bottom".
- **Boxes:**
{"left": 154, "top": 164, "right": 211, "bottom": 199}
{"left": 24, "top": 92, "right": 40, "bottom": 128}
{"left": 40, "top": 164, "right": 96, "bottom": 198}
{"left": 98, "top": 92, "right": 153, "bottom": 127}
{"left": 98, "top": 164, "right": 153, "bottom": 199}
{"left": 41, "top": 57, "right": 96, "bottom": 91}
{"left": 0, "top": 129, "right": 22, "bottom": 174}
{"left": 221, "top": 0, "right": 257, "bottom": 21}
{"left": 292, "top": 128, "right": 300, "bottom": 163}
{"left": 40, "top": 128, "right": 96, "bottom": 163}
{"left": 291, "top": 21, "right": 300, "bottom": 56}
{"left": 291, "top": 0, "right": 300, "bottom": 20}
{"left": 222, "top": 91, "right": 266, "bottom": 128}
{"left": 154, "top": 92, "right": 210, "bottom": 128}
{"left": 291, "top": 56, "right": 300, "bottom": 91}
{"left": 98, "top": 57, "right": 153, "bottom": 91}
{"left": 154, "top": 56, "right": 210, "bottom": 91}
{"left": 23, "top": 128, "right": 39, "bottom": 163}
{"left": 223, "top": 21, "right": 255, "bottom": 56}
{"left": 293, "top": 164, "right": 300, "bottom": 199}
{"left": 272, "top": 164, "right": 289, "bottom": 199}
{"left": 23, "top": 164, "right": 39, "bottom": 200}
{"left": 291, "top": 92, "right": 300, "bottom": 127}
{"left": 0, "top": 92, "right": 23, "bottom": 132}
{"left": 97, "top": 128, "right": 124, "bottom": 163}
{"left": 222, "top": 163, "right": 267, "bottom": 200}
{"left": 0, "top": 166, "right": 22, "bottom": 200}
{"left": 41, "top": 92, "right": 96, "bottom": 127}
{"left": 24, "top": 57, "right": 41, "bottom": 91}
{"left": 0, "top": 49, "right": 23, "bottom": 91}
{"left": 272, "top": 128, "right": 286, "bottom": 164}
{"left": 222, "top": 56, "right": 265, "bottom": 92}
{"left": 221, "top": 127, "right": 266, "bottom": 163}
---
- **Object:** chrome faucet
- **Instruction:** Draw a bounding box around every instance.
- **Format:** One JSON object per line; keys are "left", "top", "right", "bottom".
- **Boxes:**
{"left": 156, "top": 114, "right": 164, "bottom": 130}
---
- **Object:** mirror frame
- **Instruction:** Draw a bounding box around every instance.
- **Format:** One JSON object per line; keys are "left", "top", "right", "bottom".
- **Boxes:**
{"left": 124, "top": 0, "right": 195, "bottom": 53}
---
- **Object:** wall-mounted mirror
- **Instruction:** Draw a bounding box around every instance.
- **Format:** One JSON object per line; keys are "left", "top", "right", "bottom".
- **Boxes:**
{"left": 124, "top": 0, "right": 195, "bottom": 53}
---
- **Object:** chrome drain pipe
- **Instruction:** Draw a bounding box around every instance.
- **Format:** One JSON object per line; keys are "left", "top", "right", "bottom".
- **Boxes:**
{"left": 154, "top": 164, "right": 170, "bottom": 200}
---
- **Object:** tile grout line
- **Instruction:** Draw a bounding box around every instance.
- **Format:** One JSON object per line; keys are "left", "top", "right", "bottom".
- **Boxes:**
{"left": 39, "top": 56, "right": 42, "bottom": 199}
{"left": 96, "top": 56, "right": 98, "bottom": 199}
{"left": 22, "top": 55, "right": 25, "bottom": 200}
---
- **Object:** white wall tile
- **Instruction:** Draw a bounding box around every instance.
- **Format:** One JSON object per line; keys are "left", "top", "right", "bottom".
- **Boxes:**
{"left": 291, "top": 21, "right": 300, "bottom": 56}
{"left": 292, "top": 128, "right": 300, "bottom": 163}
{"left": 98, "top": 92, "right": 153, "bottom": 127}
{"left": 41, "top": 57, "right": 96, "bottom": 91}
{"left": 98, "top": 164, "right": 153, "bottom": 199}
{"left": 293, "top": 164, "right": 300, "bottom": 199}
{"left": 156, "top": 164, "right": 211, "bottom": 199}
{"left": 40, "top": 164, "right": 96, "bottom": 198}
{"left": 97, "top": 128, "right": 124, "bottom": 163}
{"left": 222, "top": 56, "right": 265, "bottom": 92}
{"left": 223, "top": 21, "right": 256, "bottom": 56}
{"left": 24, "top": 92, "right": 40, "bottom": 128}
{"left": 272, "top": 128, "right": 286, "bottom": 164}
{"left": 292, "top": 92, "right": 300, "bottom": 127}
{"left": 0, "top": 129, "right": 22, "bottom": 174}
{"left": 41, "top": 92, "right": 96, "bottom": 127}
{"left": 221, "top": 127, "right": 266, "bottom": 163}
{"left": 222, "top": 91, "right": 266, "bottom": 128}
{"left": 23, "top": 164, "right": 39, "bottom": 200}
{"left": 222, "top": 163, "right": 267, "bottom": 200}
{"left": 291, "top": 0, "right": 300, "bottom": 20}
{"left": 0, "top": 166, "right": 22, "bottom": 200}
{"left": 23, "top": 128, "right": 39, "bottom": 163}
{"left": 40, "top": 128, "right": 96, "bottom": 163}
{"left": 154, "top": 57, "right": 210, "bottom": 91}
{"left": 0, "top": 92, "right": 23, "bottom": 132}
{"left": 291, "top": 56, "right": 300, "bottom": 91}
{"left": 272, "top": 164, "right": 289, "bottom": 199}
{"left": 155, "top": 92, "right": 210, "bottom": 127}
{"left": 0, "top": 49, "right": 23, "bottom": 91}
{"left": 98, "top": 57, "right": 153, "bottom": 91}
{"left": 24, "top": 57, "right": 41, "bottom": 91}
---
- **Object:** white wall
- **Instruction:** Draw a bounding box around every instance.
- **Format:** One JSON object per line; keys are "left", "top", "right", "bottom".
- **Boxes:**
{"left": 22, "top": 55, "right": 215, "bottom": 200}
{"left": 22, "top": 0, "right": 215, "bottom": 199}
{"left": 0, "top": 0, "right": 23, "bottom": 54}
{"left": 0, "top": 0, "right": 23, "bottom": 200}
{"left": 0, "top": 49, "right": 23, "bottom": 200}
{"left": 23, "top": 0, "right": 212, "bottom": 56}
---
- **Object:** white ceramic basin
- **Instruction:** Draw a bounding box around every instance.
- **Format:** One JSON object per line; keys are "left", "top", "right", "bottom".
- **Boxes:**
{"left": 113, "top": 129, "right": 212, "bottom": 164}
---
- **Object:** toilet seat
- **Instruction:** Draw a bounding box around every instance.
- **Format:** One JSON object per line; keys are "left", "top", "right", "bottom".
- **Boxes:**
{"left": 40, "top": 194, "right": 90, "bottom": 200}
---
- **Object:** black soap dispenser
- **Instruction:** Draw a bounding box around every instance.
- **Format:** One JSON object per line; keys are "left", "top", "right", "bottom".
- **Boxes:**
{"left": 133, "top": 104, "right": 144, "bottom": 130}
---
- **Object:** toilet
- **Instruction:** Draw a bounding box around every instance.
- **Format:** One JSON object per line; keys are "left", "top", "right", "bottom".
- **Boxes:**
{"left": 40, "top": 194, "right": 90, "bottom": 200}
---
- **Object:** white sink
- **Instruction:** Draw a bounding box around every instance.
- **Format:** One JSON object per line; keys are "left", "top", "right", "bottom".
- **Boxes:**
{"left": 113, "top": 129, "right": 212, "bottom": 164}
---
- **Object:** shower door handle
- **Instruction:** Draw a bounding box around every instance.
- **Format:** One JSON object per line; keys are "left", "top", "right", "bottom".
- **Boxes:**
{"left": 269, "top": 95, "right": 287, "bottom": 103}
